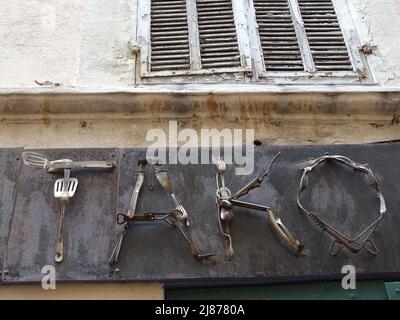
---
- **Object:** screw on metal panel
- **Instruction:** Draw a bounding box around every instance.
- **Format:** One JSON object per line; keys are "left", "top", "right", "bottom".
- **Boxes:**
{"left": 109, "top": 268, "right": 120, "bottom": 277}
{"left": 114, "top": 268, "right": 121, "bottom": 278}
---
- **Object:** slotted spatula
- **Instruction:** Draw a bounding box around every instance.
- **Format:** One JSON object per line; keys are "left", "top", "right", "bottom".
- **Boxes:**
{"left": 54, "top": 169, "right": 78, "bottom": 263}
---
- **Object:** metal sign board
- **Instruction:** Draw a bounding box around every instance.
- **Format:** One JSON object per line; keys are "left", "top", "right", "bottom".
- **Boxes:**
{"left": 2, "top": 149, "right": 119, "bottom": 282}
{"left": 0, "top": 148, "right": 22, "bottom": 281}
{"left": 1, "top": 143, "right": 400, "bottom": 284}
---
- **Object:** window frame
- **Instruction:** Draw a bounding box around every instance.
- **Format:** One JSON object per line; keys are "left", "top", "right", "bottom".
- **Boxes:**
{"left": 249, "top": 0, "right": 368, "bottom": 83}
{"left": 136, "top": 0, "right": 370, "bottom": 84}
{"left": 137, "top": 0, "right": 252, "bottom": 80}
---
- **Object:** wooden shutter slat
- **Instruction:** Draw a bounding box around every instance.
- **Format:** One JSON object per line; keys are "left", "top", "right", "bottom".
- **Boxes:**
{"left": 254, "top": 0, "right": 304, "bottom": 72}
{"left": 298, "top": 0, "right": 353, "bottom": 71}
{"left": 196, "top": 0, "right": 241, "bottom": 69}
{"left": 150, "top": 0, "right": 190, "bottom": 71}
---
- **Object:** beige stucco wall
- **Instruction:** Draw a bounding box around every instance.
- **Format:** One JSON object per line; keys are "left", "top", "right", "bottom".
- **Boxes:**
{"left": 0, "top": 1, "right": 84, "bottom": 87}
{"left": 0, "top": 0, "right": 136, "bottom": 87}
{"left": 347, "top": 0, "right": 400, "bottom": 85}
{"left": 1, "top": 0, "right": 400, "bottom": 87}
{"left": 0, "top": 283, "right": 164, "bottom": 300}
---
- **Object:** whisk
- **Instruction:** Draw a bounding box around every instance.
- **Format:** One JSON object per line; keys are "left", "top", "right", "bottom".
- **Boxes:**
{"left": 22, "top": 151, "right": 116, "bottom": 172}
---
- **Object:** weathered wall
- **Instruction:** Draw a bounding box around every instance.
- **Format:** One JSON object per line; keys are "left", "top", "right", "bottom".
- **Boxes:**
{"left": 347, "top": 0, "right": 400, "bottom": 85}
{"left": 1, "top": 0, "right": 400, "bottom": 87}
{"left": 0, "top": 0, "right": 136, "bottom": 87}
{"left": 0, "top": 283, "right": 164, "bottom": 300}
{"left": 0, "top": 1, "right": 84, "bottom": 87}
{"left": 0, "top": 90, "right": 399, "bottom": 148}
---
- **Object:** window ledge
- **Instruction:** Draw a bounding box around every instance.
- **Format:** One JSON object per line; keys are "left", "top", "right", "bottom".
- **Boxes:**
{"left": 0, "top": 84, "right": 398, "bottom": 117}
{"left": 0, "top": 83, "right": 397, "bottom": 95}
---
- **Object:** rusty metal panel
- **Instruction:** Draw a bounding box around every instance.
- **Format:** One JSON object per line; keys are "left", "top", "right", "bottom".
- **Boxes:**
{"left": 1, "top": 143, "right": 400, "bottom": 284}
{"left": 0, "top": 148, "right": 22, "bottom": 281}
{"left": 2, "top": 149, "right": 119, "bottom": 282}
{"left": 113, "top": 143, "right": 400, "bottom": 284}
{"left": 113, "top": 148, "right": 226, "bottom": 281}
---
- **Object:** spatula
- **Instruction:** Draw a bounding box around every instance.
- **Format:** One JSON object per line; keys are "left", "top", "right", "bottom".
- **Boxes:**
{"left": 53, "top": 169, "right": 78, "bottom": 263}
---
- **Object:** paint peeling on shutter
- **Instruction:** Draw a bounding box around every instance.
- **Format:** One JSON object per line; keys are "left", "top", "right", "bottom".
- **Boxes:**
{"left": 196, "top": 0, "right": 241, "bottom": 69}
{"left": 298, "top": 0, "right": 353, "bottom": 71}
{"left": 254, "top": 0, "right": 304, "bottom": 71}
{"left": 150, "top": 0, "right": 190, "bottom": 72}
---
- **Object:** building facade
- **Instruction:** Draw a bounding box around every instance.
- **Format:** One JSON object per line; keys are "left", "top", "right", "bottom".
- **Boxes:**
{"left": 0, "top": 0, "right": 400, "bottom": 299}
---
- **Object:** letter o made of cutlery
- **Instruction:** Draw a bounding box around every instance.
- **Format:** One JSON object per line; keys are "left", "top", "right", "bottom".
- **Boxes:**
{"left": 297, "top": 154, "right": 386, "bottom": 256}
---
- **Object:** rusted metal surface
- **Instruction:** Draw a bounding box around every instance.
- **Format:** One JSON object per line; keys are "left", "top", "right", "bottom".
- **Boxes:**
{"left": 0, "top": 149, "right": 22, "bottom": 281}
{"left": 113, "top": 143, "right": 400, "bottom": 284}
{"left": 113, "top": 149, "right": 223, "bottom": 281}
{"left": 109, "top": 159, "right": 215, "bottom": 266}
{"left": 1, "top": 143, "right": 400, "bottom": 284}
{"left": 2, "top": 149, "right": 119, "bottom": 282}
{"left": 297, "top": 154, "right": 386, "bottom": 256}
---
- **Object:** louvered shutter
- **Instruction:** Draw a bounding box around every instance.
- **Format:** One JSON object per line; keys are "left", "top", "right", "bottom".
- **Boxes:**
{"left": 253, "top": 0, "right": 354, "bottom": 73}
{"left": 143, "top": 0, "right": 359, "bottom": 79}
{"left": 298, "top": 0, "right": 353, "bottom": 71}
{"left": 150, "top": 0, "right": 190, "bottom": 72}
{"left": 254, "top": 0, "right": 304, "bottom": 71}
{"left": 196, "top": 0, "right": 241, "bottom": 69}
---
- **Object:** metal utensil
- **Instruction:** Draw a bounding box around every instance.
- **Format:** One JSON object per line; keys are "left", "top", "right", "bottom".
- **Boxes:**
{"left": 297, "top": 153, "right": 386, "bottom": 256}
{"left": 215, "top": 153, "right": 304, "bottom": 258}
{"left": 53, "top": 169, "right": 78, "bottom": 263}
{"left": 22, "top": 151, "right": 115, "bottom": 172}
{"left": 110, "top": 160, "right": 215, "bottom": 265}
{"left": 230, "top": 152, "right": 281, "bottom": 199}
{"left": 155, "top": 169, "right": 189, "bottom": 226}
{"left": 116, "top": 208, "right": 215, "bottom": 261}
{"left": 109, "top": 161, "right": 146, "bottom": 265}
{"left": 214, "top": 158, "right": 234, "bottom": 258}
{"left": 229, "top": 199, "right": 304, "bottom": 253}
{"left": 151, "top": 166, "right": 215, "bottom": 261}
